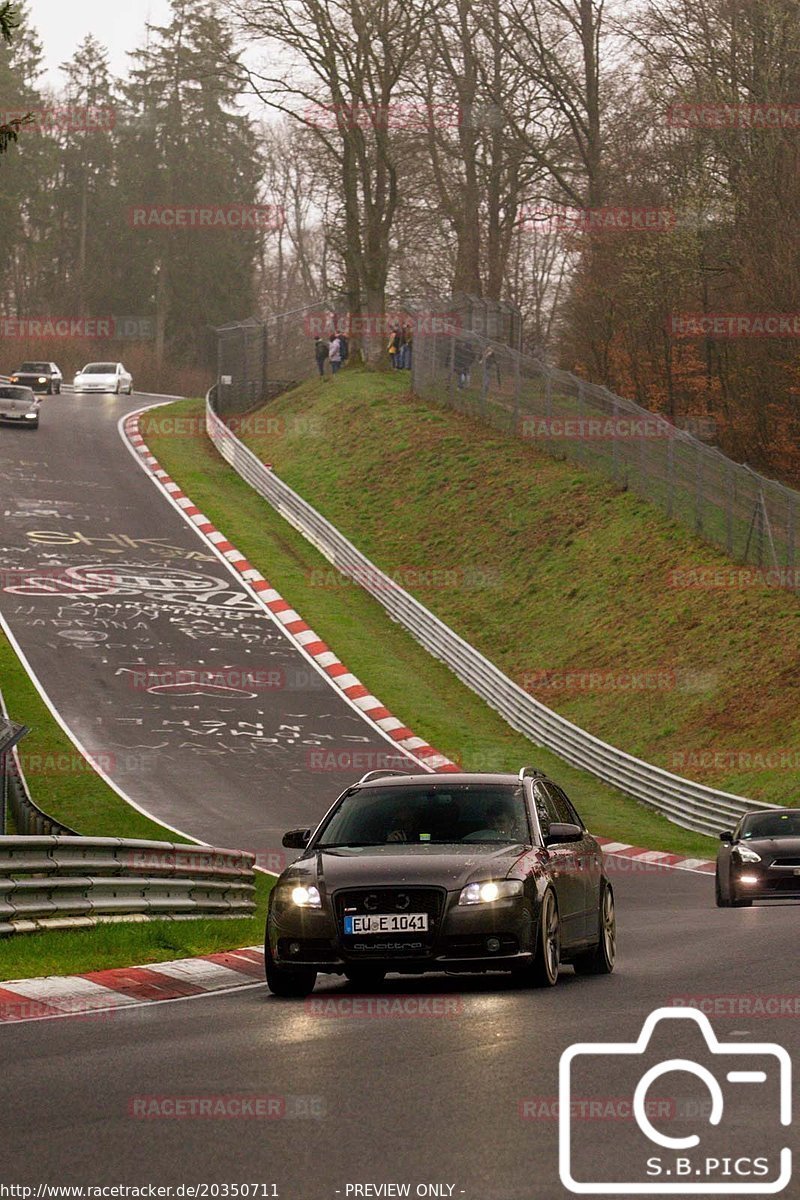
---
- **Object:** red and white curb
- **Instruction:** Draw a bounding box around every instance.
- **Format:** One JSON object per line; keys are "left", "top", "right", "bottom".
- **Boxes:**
{"left": 596, "top": 837, "right": 715, "bottom": 875}
{"left": 122, "top": 409, "right": 458, "bottom": 774}
{"left": 0, "top": 947, "right": 265, "bottom": 1025}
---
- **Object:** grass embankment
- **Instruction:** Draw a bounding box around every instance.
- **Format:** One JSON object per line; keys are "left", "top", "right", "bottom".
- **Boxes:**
{"left": 141, "top": 379, "right": 754, "bottom": 862}
{"left": 0, "top": 631, "right": 271, "bottom": 982}
{"left": 226, "top": 369, "right": 800, "bottom": 805}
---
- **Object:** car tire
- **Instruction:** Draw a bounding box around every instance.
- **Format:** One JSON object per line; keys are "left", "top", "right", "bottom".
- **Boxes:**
{"left": 573, "top": 883, "right": 616, "bottom": 976}
{"left": 514, "top": 889, "right": 560, "bottom": 988}
{"left": 343, "top": 967, "right": 387, "bottom": 990}
{"left": 115, "top": 382, "right": 120, "bottom": 394}
{"left": 264, "top": 937, "right": 317, "bottom": 998}
{"left": 715, "top": 868, "right": 732, "bottom": 907}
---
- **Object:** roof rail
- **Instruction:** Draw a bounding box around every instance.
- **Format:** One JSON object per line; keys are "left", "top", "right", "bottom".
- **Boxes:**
{"left": 356, "top": 769, "right": 413, "bottom": 784}
{"left": 518, "top": 766, "right": 545, "bottom": 781}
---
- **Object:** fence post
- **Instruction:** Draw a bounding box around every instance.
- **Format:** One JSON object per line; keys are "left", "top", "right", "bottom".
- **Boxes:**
{"left": 695, "top": 444, "right": 704, "bottom": 534}
{"left": 666, "top": 436, "right": 675, "bottom": 518}
{"left": 448, "top": 332, "right": 455, "bottom": 402}
{"left": 788, "top": 493, "right": 797, "bottom": 590}
{"left": 612, "top": 398, "right": 620, "bottom": 479}
{"left": 512, "top": 351, "right": 521, "bottom": 433}
{"left": 261, "top": 320, "right": 268, "bottom": 404}
{"left": 726, "top": 461, "right": 735, "bottom": 556}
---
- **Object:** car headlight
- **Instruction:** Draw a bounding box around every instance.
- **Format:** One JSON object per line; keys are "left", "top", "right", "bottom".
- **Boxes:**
{"left": 37, "top": 377, "right": 46, "bottom": 383}
{"left": 733, "top": 845, "right": 762, "bottom": 864}
{"left": 23, "top": 412, "right": 37, "bottom": 419}
{"left": 9, "top": 376, "right": 17, "bottom": 382}
{"left": 289, "top": 884, "right": 322, "bottom": 908}
{"left": 458, "top": 879, "right": 523, "bottom": 905}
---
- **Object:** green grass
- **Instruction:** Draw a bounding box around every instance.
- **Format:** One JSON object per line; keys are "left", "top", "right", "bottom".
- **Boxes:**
{"left": 0, "top": 875, "right": 271, "bottom": 983}
{"left": 0, "top": 631, "right": 273, "bottom": 982}
{"left": 210, "top": 367, "right": 799, "bottom": 806}
{"left": 0, "top": 630, "right": 170, "bottom": 841}
{"left": 142, "top": 386, "right": 723, "bottom": 860}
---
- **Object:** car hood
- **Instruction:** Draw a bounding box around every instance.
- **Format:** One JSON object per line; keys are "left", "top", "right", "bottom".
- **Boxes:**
{"left": 737, "top": 836, "right": 800, "bottom": 859}
{"left": 0, "top": 393, "right": 37, "bottom": 412}
{"left": 75, "top": 373, "right": 116, "bottom": 382}
{"left": 286, "top": 843, "right": 532, "bottom": 892}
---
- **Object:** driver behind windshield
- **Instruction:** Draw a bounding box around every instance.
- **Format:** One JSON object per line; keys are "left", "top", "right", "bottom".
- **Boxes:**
{"left": 464, "top": 801, "right": 524, "bottom": 842}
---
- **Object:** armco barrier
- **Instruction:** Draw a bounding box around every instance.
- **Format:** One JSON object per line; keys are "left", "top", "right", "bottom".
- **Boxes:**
{"left": 0, "top": 837, "right": 256, "bottom": 935}
{"left": 204, "top": 389, "right": 776, "bottom": 837}
{"left": 0, "top": 688, "right": 76, "bottom": 837}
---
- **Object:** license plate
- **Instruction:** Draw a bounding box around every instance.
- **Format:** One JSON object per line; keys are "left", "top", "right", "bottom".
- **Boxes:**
{"left": 344, "top": 913, "right": 428, "bottom": 935}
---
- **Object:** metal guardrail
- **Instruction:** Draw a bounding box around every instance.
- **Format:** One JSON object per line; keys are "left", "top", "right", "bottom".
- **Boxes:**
{"left": 205, "top": 389, "right": 775, "bottom": 838}
{"left": 0, "top": 837, "right": 256, "bottom": 935}
{"left": 0, "top": 689, "right": 76, "bottom": 837}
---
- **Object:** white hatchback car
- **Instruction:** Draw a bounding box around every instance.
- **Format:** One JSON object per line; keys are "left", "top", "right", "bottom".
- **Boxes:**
{"left": 73, "top": 362, "right": 133, "bottom": 394}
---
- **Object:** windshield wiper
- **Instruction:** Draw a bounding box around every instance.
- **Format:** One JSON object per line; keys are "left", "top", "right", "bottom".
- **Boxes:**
{"left": 317, "top": 841, "right": 383, "bottom": 849}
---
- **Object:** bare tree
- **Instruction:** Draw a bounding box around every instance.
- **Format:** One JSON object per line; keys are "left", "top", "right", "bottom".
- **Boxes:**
{"left": 228, "top": 0, "right": 437, "bottom": 359}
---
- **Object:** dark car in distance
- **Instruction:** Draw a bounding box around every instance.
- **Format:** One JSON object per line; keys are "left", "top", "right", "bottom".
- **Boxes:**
{"left": 0, "top": 384, "right": 41, "bottom": 428}
{"left": 9, "top": 361, "right": 62, "bottom": 393}
{"left": 716, "top": 808, "right": 800, "bottom": 907}
{"left": 265, "top": 768, "right": 616, "bottom": 996}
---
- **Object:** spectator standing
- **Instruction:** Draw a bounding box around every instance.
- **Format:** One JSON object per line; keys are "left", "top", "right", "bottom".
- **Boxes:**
{"left": 400, "top": 322, "right": 413, "bottom": 370}
{"left": 454, "top": 340, "right": 475, "bottom": 388}
{"left": 387, "top": 324, "right": 401, "bottom": 369}
{"left": 337, "top": 329, "right": 349, "bottom": 364}
{"left": 329, "top": 333, "right": 342, "bottom": 374}
{"left": 314, "top": 336, "right": 329, "bottom": 377}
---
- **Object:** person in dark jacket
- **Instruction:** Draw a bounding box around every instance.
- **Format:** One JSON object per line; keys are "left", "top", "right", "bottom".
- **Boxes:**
{"left": 314, "top": 336, "right": 329, "bottom": 377}
{"left": 337, "top": 330, "right": 349, "bottom": 363}
{"left": 454, "top": 340, "right": 475, "bottom": 388}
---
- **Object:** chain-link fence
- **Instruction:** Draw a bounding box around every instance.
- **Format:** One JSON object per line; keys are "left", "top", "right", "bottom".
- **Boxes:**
{"left": 214, "top": 303, "right": 333, "bottom": 417}
{"left": 412, "top": 326, "right": 800, "bottom": 589}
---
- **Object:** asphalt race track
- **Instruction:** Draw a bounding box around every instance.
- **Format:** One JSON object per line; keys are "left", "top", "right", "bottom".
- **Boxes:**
{"left": 1, "top": 391, "right": 798, "bottom": 1198}
{"left": 0, "top": 388, "right": 417, "bottom": 853}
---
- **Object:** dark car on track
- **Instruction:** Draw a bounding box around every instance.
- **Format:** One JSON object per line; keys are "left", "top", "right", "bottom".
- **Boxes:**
{"left": 716, "top": 808, "right": 800, "bottom": 907}
{"left": 265, "top": 768, "right": 616, "bottom": 996}
{"left": 9, "top": 361, "right": 62, "bottom": 393}
{"left": 0, "top": 384, "right": 41, "bottom": 428}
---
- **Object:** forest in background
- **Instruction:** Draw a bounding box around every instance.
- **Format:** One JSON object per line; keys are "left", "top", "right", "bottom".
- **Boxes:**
{"left": 1, "top": 0, "right": 799, "bottom": 481}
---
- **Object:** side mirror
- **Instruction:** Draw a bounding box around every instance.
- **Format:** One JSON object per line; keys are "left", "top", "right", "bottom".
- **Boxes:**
{"left": 545, "top": 822, "right": 583, "bottom": 846}
{"left": 719, "top": 830, "right": 734, "bottom": 843}
{"left": 282, "top": 827, "right": 311, "bottom": 849}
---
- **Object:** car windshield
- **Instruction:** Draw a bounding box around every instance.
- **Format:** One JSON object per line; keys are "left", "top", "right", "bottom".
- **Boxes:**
{"left": 742, "top": 811, "right": 800, "bottom": 839}
{"left": 81, "top": 363, "right": 117, "bottom": 374}
{"left": 0, "top": 386, "right": 33, "bottom": 400}
{"left": 18, "top": 363, "right": 49, "bottom": 372}
{"left": 315, "top": 784, "right": 531, "bottom": 847}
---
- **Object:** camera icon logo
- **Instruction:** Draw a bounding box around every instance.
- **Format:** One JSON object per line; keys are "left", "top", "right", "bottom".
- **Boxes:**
{"left": 559, "top": 1006, "right": 792, "bottom": 1194}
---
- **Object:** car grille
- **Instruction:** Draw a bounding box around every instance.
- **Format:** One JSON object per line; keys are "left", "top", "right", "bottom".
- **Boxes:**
{"left": 335, "top": 887, "right": 445, "bottom": 957}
